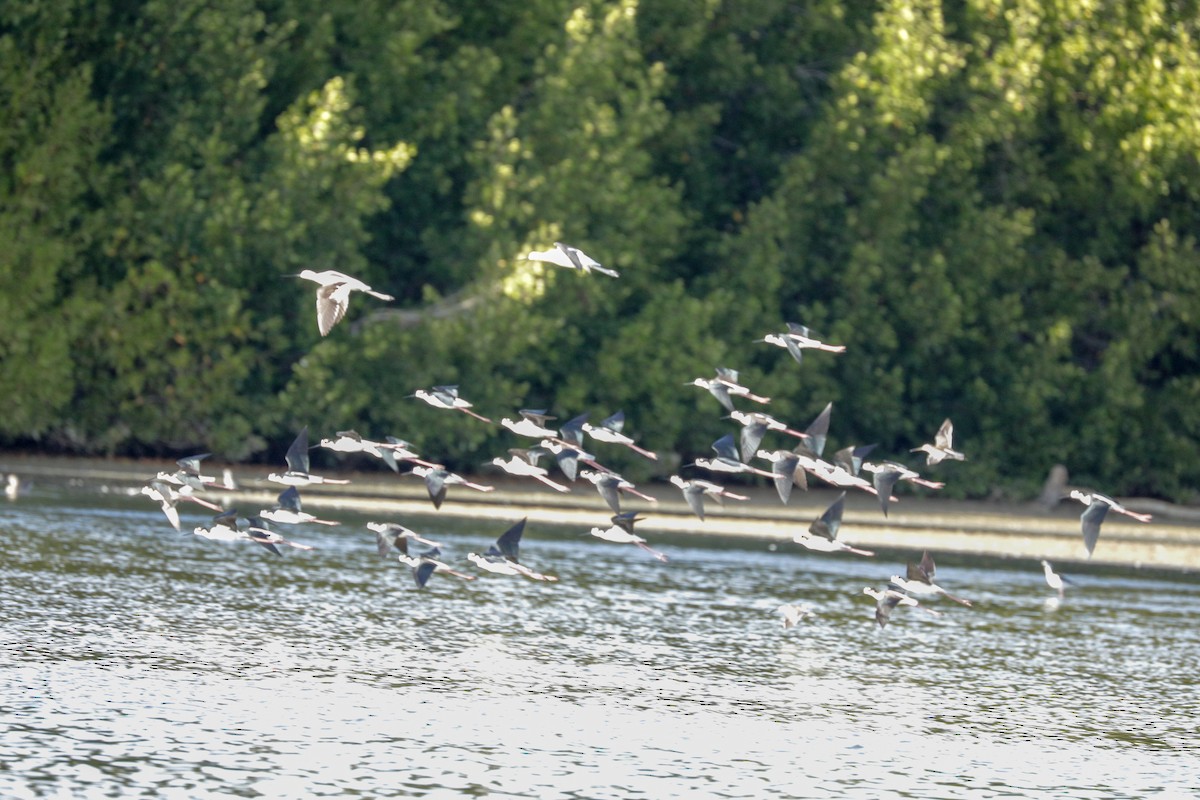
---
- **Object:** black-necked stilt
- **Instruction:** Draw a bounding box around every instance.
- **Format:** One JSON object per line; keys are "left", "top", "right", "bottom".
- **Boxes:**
{"left": 536, "top": 439, "right": 599, "bottom": 482}
{"left": 688, "top": 367, "right": 770, "bottom": 413}
{"left": 777, "top": 604, "right": 815, "bottom": 628}
{"left": 793, "top": 492, "right": 874, "bottom": 556}
{"left": 758, "top": 322, "right": 846, "bottom": 364}
{"left": 754, "top": 449, "right": 809, "bottom": 504}
{"left": 1040, "top": 559, "right": 1073, "bottom": 597}
{"left": 388, "top": 539, "right": 475, "bottom": 587}
{"left": 157, "top": 453, "right": 228, "bottom": 492}
{"left": 259, "top": 486, "right": 340, "bottom": 525}
{"left": 861, "top": 460, "right": 944, "bottom": 516}
{"left": 368, "top": 521, "right": 443, "bottom": 557}
{"left": 911, "top": 418, "right": 966, "bottom": 465}
{"left": 192, "top": 509, "right": 288, "bottom": 556}
{"left": 412, "top": 385, "right": 493, "bottom": 423}
{"left": 1067, "top": 489, "right": 1152, "bottom": 556}
{"left": 692, "top": 434, "right": 776, "bottom": 479}
{"left": 556, "top": 412, "right": 590, "bottom": 449}
{"left": 794, "top": 402, "right": 833, "bottom": 460}
{"left": 292, "top": 269, "right": 394, "bottom": 337}
{"left": 890, "top": 551, "right": 972, "bottom": 606}
{"left": 268, "top": 427, "right": 351, "bottom": 487}
{"left": 5, "top": 473, "right": 22, "bottom": 501}
{"left": 244, "top": 515, "right": 315, "bottom": 552}
{"left": 729, "top": 410, "right": 807, "bottom": 464}
{"left": 489, "top": 449, "right": 571, "bottom": 493}
{"left": 525, "top": 242, "right": 618, "bottom": 277}
{"left": 579, "top": 469, "right": 657, "bottom": 514}
{"left": 467, "top": 518, "right": 558, "bottom": 581}
{"left": 407, "top": 465, "right": 494, "bottom": 509}
{"left": 669, "top": 475, "right": 749, "bottom": 520}
{"left": 500, "top": 409, "right": 559, "bottom": 439}
{"left": 141, "top": 479, "right": 223, "bottom": 531}
{"left": 587, "top": 511, "right": 668, "bottom": 561}
{"left": 581, "top": 411, "right": 657, "bottom": 461}
{"left": 862, "top": 587, "right": 941, "bottom": 627}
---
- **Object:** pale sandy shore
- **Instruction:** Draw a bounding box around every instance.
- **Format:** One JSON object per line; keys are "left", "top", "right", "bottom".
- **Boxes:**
{"left": 3, "top": 453, "right": 1198, "bottom": 572}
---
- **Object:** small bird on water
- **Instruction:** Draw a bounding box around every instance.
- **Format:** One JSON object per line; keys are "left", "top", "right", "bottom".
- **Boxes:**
{"left": 292, "top": 269, "right": 394, "bottom": 337}
{"left": 1040, "top": 560, "right": 1072, "bottom": 597}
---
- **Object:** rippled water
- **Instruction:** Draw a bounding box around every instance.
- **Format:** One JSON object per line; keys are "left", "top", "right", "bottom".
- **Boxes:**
{"left": 2, "top": 488, "right": 1197, "bottom": 798}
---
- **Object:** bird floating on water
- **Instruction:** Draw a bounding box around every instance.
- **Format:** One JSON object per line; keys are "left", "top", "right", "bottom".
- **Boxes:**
{"left": 1067, "top": 489, "right": 1152, "bottom": 556}
{"left": 525, "top": 242, "right": 618, "bottom": 278}
{"left": 268, "top": 427, "right": 350, "bottom": 487}
{"left": 890, "top": 551, "right": 972, "bottom": 606}
{"left": 911, "top": 418, "right": 966, "bottom": 465}
{"left": 292, "top": 269, "right": 394, "bottom": 337}
{"left": 1040, "top": 560, "right": 1072, "bottom": 597}
{"left": 793, "top": 492, "right": 875, "bottom": 556}
{"left": 412, "top": 385, "right": 493, "bottom": 423}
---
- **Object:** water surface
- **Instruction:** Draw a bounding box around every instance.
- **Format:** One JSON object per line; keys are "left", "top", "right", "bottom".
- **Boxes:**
{"left": 2, "top": 489, "right": 1196, "bottom": 798}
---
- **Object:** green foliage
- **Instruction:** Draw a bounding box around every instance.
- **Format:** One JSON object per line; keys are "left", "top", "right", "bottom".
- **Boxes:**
{"left": 1, "top": 0, "right": 1199, "bottom": 501}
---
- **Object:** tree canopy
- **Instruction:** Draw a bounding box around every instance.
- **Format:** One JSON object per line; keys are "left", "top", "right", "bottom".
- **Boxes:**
{"left": 1, "top": 0, "right": 1198, "bottom": 500}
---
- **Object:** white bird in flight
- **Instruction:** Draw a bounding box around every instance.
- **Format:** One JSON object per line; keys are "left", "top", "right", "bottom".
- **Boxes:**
{"left": 293, "top": 269, "right": 394, "bottom": 337}
{"left": 525, "top": 242, "right": 618, "bottom": 277}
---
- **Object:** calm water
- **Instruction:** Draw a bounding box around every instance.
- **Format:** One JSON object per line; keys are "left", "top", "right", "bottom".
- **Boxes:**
{"left": 2, "top": 487, "right": 1197, "bottom": 798}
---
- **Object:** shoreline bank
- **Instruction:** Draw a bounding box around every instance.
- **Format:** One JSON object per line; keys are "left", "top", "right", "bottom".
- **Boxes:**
{"left": 3, "top": 452, "right": 1198, "bottom": 572}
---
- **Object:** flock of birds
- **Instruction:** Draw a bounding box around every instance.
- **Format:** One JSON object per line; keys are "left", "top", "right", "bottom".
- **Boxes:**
{"left": 17, "top": 245, "right": 1157, "bottom": 627}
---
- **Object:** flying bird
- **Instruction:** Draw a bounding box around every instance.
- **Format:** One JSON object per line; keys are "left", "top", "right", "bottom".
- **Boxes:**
{"left": 587, "top": 512, "right": 669, "bottom": 561}
{"left": 581, "top": 411, "right": 657, "bottom": 460}
{"left": 862, "top": 587, "right": 941, "bottom": 627}
{"left": 792, "top": 492, "right": 875, "bottom": 556}
{"left": 259, "top": 486, "right": 340, "bottom": 526}
{"left": 525, "top": 242, "right": 618, "bottom": 277}
{"left": 890, "top": 551, "right": 972, "bottom": 606}
{"left": 268, "top": 427, "right": 351, "bottom": 487}
{"left": 688, "top": 367, "right": 771, "bottom": 413}
{"left": 292, "top": 269, "right": 394, "bottom": 336}
{"left": 1067, "top": 489, "right": 1152, "bottom": 556}
{"left": 467, "top": 518, "right": 558, "bottom": 581}
{"left": 412, "top": 385, "right": 493, "bottom": 423}
{"left": 911, "top": 418, "right": 966, "bottom": 465}
{"left": 407, "top": 465, "right": 494, "bottom": 510}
